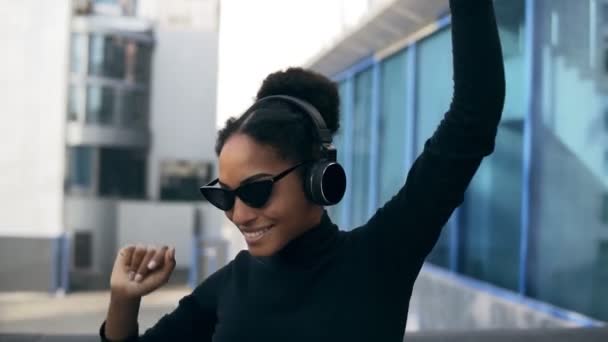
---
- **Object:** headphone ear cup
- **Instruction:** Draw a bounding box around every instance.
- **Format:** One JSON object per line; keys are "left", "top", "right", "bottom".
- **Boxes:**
{"left": 305, "top": 160, "right": 346, "bottom": 206}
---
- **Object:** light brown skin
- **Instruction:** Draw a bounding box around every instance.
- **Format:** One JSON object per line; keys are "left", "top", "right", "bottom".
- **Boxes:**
{"left": 104, "top": 132, "right": 323, "bottom": 339}
{"left": 219, "top": 133, "right": 324, "bottom": 256}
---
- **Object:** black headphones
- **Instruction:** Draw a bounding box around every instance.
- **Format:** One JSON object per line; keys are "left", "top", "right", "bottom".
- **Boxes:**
{"left": 243, "top": 95, "right": 347, "bottom": 206}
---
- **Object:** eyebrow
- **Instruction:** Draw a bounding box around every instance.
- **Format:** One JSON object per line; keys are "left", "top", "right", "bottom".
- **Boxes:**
{"left": 218, "top": 173, "right": 272, "bottom": 189}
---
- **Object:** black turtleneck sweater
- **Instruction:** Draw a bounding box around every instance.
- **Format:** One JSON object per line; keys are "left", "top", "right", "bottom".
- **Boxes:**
{"left": 100, "top": 0, "right": 505, "bottom": 341}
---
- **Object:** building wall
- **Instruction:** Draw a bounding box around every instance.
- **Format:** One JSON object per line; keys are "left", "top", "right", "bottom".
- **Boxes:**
{"left": 116, "top": 201, "right": 225, "bottom": 269}
{"left": 65, "top": 197, "right": 118, "bottom": 274}
{"left": 139, "top": 0, "right": 227, "bottom": 266}
{"left": 0, "top": 237, "right": 55, "bottom": 291}
{"left": 0, "top": 0, "right": 70, "bottom": 238}
{"left": 146, "top": 28, "right": 219, "bottom": 201}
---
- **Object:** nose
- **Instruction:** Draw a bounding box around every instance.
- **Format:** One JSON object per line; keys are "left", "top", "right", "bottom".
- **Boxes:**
{"left": 229, "top": 197, "right": 257, "bottom": 227}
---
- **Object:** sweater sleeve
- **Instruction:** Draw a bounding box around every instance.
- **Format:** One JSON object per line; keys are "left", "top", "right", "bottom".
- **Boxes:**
{"left": 99, "top": 264, "right": 229, "bottom": 342}
{"left": 353, "top": 0, "right": 505, "bottom": 278}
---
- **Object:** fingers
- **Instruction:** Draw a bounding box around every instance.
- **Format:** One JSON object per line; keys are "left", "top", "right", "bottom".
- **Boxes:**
{"left": 163, "top": 247, "right": 176, "bottom": 271}
{"left": 147, "top": 246, "right": 168, "bottom": 272}
{"left": 119, "top": 245, "right": 135, "bottom": 267}
{"left": 129, "top": 246, "right": 170, "bottom": 283}
{"left": 129, "top": 245, "right": 148, "bottom": 281}
{"left": 160, "top": 247, "right": 177, "bottom": 282}
{"left": 135, "top": 246, "right": 157, "bottom": 283}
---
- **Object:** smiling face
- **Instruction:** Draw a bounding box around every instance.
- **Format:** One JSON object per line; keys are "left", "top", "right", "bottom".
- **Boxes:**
{"left": 218, "top": 133, "right": 323, "bottom": 256}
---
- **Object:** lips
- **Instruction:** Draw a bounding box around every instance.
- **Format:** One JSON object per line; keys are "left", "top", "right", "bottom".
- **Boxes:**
{"left": 240, "top": 225, "right": 274, "bottom": 244}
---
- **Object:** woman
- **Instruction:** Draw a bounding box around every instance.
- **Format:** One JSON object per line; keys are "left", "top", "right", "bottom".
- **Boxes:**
{"left": 101, "top": 0, "right": 505, "bottom": 340}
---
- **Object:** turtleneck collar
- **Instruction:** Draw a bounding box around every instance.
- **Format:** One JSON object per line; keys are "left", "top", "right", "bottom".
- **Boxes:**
{"left": 255, "top": 210, "right": 340, "bottom": 269}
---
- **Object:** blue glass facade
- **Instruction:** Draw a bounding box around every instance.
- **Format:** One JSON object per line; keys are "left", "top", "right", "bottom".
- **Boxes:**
{"left": 328, "top": 0, "right": 608, "bottom": 322}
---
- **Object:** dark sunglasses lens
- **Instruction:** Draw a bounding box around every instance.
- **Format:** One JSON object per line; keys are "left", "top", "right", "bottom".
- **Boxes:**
{"left": 200, "top": 188, "right": 234, "bottom": 211}
{"left": 238, "top": 180, "right": 273, "bottom": 208}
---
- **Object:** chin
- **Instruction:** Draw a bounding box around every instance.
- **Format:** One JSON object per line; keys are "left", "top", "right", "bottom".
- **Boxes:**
{"left": 247, "top": 244, "right": 276, "bottom": 257}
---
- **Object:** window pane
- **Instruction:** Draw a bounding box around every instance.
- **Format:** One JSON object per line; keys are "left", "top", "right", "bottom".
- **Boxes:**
{"left": 378, "top": 50, "right": 409, "bottom": 206}
{"left": 99, "top": 148, "right": 146, "bottom": 199}
{"left": 88, "top": 34, "right": 107, "bottom": 77}
{"left": 125, "top": 42, "right": 152, "bottom": 84}
{"left": 135, "top": 43, "right": 152, "bottom": 84}
{"left": 70, "top": 33, "right": 87, "bottom": 74}
{"left": 458, "top": 0, "right": 526, "bottom": 292}
{"left": 68, "top": 85, "right": 83, "bottom": 122}
{"left": 416, "top": 28, "right": 453, "bottom": 268}
{"left": 88, "top": 34, "right": 126, "bottom": 79}
{"left": 160, "top": 161, "right": 214, "bottom": 201}
{"left": 86, "top": 86, "right": 115, "bottom": 125}
{"left": 121, "top": 90, "right": 148, "bottom": 127}
{"left": 68, "top": 146, "right": 93, "bottom": 188}
{"left": 530, "top": 0, "right": 608, "bottom": 320}
{"left": 350, "top": 69, "right": 373, "bottom": 228}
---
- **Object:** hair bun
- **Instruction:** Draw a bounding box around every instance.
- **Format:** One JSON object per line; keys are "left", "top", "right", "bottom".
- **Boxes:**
{"left": 256, "top": 67, "right": 340, "bottom": 134}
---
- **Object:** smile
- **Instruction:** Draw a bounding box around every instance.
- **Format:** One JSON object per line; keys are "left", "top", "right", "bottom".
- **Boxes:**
{"left": 241, "top": 225, "right": 274, "bottom": 244}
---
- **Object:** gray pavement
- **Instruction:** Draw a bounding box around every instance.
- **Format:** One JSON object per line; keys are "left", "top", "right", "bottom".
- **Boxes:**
{"left": 0, "top": 287, "right": 190, "bottom": 335}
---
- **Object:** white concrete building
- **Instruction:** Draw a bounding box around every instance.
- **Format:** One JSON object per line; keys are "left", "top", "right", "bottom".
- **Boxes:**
{"left": 0, "top": 0, "right": 71, "bottom": 291}
{"left": 0, "top": 0, "right": 223, "bottom": 292}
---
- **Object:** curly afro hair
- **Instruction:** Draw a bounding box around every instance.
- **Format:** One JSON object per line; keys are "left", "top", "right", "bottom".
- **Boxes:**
{"left": 215, "top": 67, "right": 341, "bottom": 163}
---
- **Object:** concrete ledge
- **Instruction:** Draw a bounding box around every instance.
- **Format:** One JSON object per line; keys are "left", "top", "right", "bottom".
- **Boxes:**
{"left": 407, "top": 265, "right": 604, "bottom": 330}
{"left": 0, "top": 335, "right": 97, "bottom": 342}
{"left": 405, "top": 327, "right": 608, "bottom": 341}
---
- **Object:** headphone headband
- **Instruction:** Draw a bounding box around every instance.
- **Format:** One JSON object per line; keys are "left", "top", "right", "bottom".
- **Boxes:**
{"left": 243, "top": 95, "right": 333, "bottom": 144}
{"left": 241, "top": 94, "right": 346, "bottom": 206}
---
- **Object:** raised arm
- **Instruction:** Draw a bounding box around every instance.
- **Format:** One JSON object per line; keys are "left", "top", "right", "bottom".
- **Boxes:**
{"left": 354, "top": 0, "right": 505, "bottom": 276}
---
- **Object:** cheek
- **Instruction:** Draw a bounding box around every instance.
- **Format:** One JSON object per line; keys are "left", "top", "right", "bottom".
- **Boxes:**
{"left": 264, "top": 176, "right": 309, "bottom": 217}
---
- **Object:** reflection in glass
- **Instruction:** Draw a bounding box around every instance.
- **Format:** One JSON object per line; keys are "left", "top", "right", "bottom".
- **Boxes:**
{"left": 350, "top": 69, "right": 373, "bottom": 228}
{"left": 378, "top": 50, "right": 409, "bottom": 206}
{"left": 416, "top": 28, "right": 454, "bottom": 268}
{"left": 529, "top": 0, "right": 608, "bottom": 320}
{"left": 459, "top": 0, "right": 525, "bottom": 292}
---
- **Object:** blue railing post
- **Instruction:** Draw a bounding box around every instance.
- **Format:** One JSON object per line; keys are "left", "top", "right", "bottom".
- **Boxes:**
{"left": 189, "top": 234, "right": 201, "bottom": 289}
{"left": 50, "top": 234, "right": 60, "bottom": 294}
{"left": 341, "top": 75, "right": 355, "bottom": 230}
{"left": 368, "top": 61, "right": 381, "bottom": 216}
{"left": 519, "top": 0, "right": 541, "bottom": 296}
{"left": 60, "top": 233, "right": 71, "bottom": 294}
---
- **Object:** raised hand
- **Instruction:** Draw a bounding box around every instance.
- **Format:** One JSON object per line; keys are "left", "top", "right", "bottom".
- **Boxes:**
{"left": 110, "top": 245, "right": 176, "bottom": 299}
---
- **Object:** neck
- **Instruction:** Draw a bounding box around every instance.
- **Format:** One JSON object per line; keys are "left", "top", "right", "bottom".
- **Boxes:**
{"left": 302, "top": 205, "right": 324, "bottom": 232}
{"left": 257, "top": 207, "right": 339, "bottom": 269}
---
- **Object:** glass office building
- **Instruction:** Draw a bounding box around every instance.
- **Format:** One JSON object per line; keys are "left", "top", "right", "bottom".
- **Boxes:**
{"left": 323, "top": 0, "right": 608, "bottom": 322}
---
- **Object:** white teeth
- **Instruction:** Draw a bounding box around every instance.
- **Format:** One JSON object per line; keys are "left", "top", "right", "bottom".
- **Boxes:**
{"left": 242, "top": 226, "right": 272, "bottom": 241}
{"left": 243, "top": 227, "right": 270, "bottom": 238}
